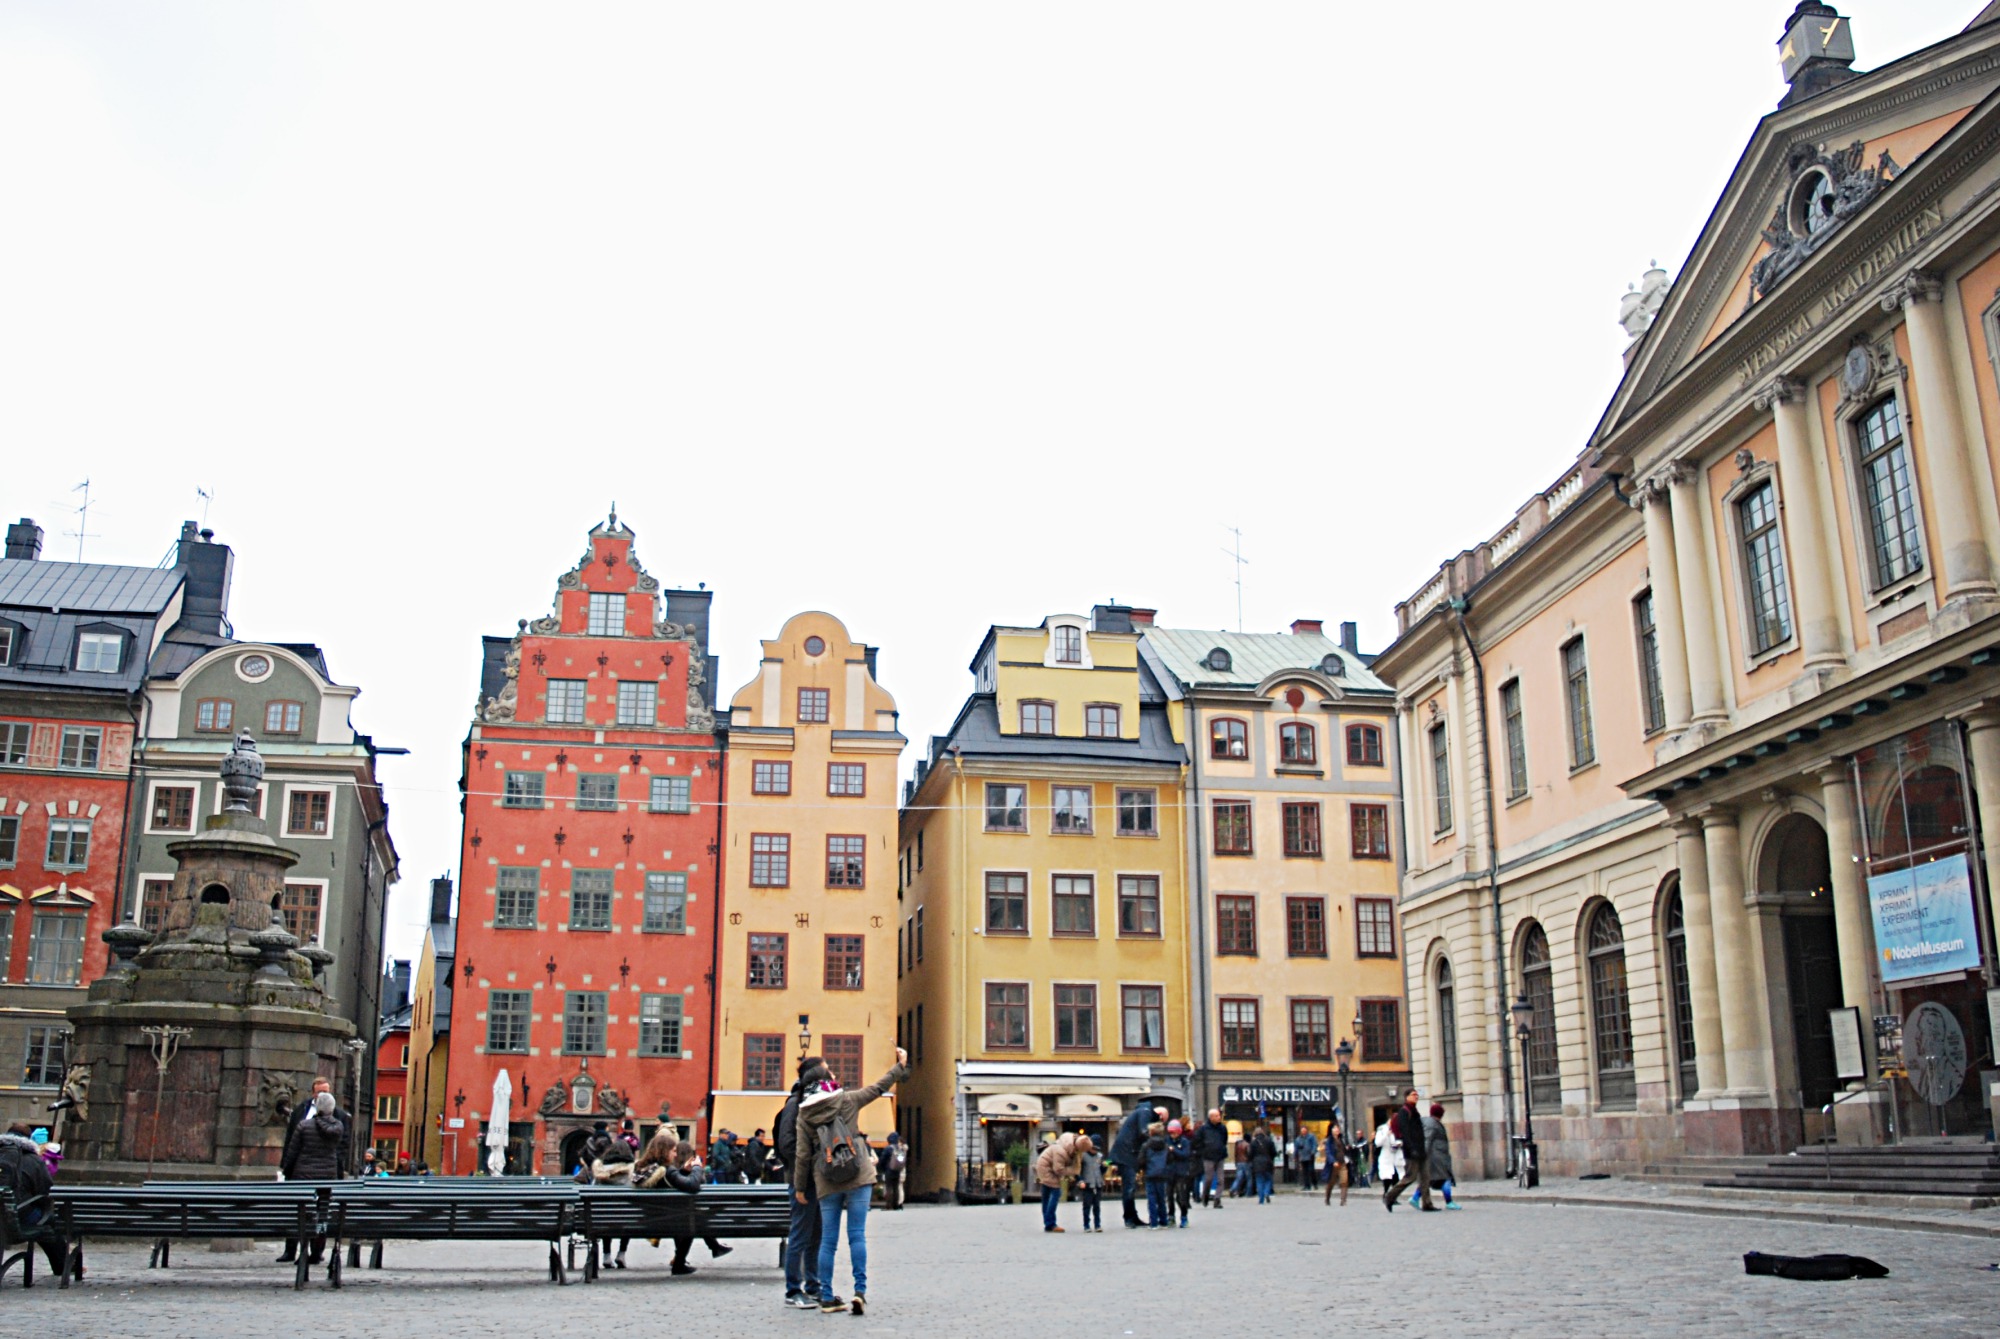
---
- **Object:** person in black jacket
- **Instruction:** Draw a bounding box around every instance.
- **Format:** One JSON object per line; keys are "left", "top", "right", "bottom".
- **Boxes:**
{"left": 1108, "top": 1103, "right": 1167, "bottom": 1229}
{"left": 280, "top": 1090, "right": 349, "bottom": 1266}
{"left": 1381, "top": 1090, "right": 1436, "bottom": 1212}
{"left": 275, "top": 1078, "right": 349, "bottom": 1263}
{"left": 776, "top": 1066, "right": 823, "bottom": 1307}
{"left": 1194, "top": 1109, "right": 1229, "bottom": 1208}
{"left": 0, "top": 1123, "right": 68, "bottom": 1278}
{"left": 634, "top": 1132, "right": 710, "bottom": 1275}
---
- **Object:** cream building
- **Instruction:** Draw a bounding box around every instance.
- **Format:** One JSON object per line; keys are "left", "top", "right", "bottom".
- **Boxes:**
{"left": 1378, "top": 4, "right": 2000, "bottom": 1176}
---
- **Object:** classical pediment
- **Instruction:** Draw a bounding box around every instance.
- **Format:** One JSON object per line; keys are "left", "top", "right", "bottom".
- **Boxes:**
{"left": 1592, "top": 23, "right": 2000, "bottom": 455}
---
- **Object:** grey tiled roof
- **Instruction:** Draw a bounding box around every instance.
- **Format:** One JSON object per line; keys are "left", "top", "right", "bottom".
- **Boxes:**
{"left": 1142, "top": 626, "right": 1391, "bottom": 695}
{"left": 940, "top": 694, "right": 1184, "bottom": 768}
{"left": 0, "top": 558, "right": 182, "bottom": 614}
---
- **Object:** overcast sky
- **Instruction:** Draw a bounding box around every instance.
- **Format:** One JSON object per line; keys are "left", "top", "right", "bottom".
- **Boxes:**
{"left": 0, "top": 1, "right": 1980, "bottom": 965}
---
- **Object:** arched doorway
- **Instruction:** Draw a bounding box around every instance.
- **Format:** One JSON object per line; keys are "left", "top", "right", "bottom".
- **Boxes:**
{"left": 1761, "top": 813, "right": 1841, "bottom": 1116}
{"left": 1659, "top": 876, "right": 1699, "bottom": 1103}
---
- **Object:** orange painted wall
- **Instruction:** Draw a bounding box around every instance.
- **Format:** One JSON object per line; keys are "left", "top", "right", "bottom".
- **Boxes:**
{"left": 1482, "top": 538, "right": 1652, "bottom": 848}
{"left": 1867, "top": 108, "right": 1972, "bottom": 178}
{"left": 1701, "top": 422, "right": 1805, "bottom": 706}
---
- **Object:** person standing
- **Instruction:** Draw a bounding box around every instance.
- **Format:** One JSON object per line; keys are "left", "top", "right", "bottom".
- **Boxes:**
{"left": 1421, "top": 1103, "right": 1459, "bottom": 1209}
{"left": 1195, "top": 1110, "right": 1228, "bottom": 1208}
{"left": 1031, "top": 1131, "right": 1091, "bottom": 1233}
{"left": 1230, "top": 1131, "right": 1252, "bottom": 1198}
{"left": 776, "top": 1068, "right": 823, "bottom": 1309}
{"left": 1294, "top": 1128, "right": 1319, "bottom": 1193}
{"left": 276, "top": 1078, "right": 348, "bottom": 1264}
{"left": 1108, "top": 1103, "right": 1165, "bottom": 1229}
{"left": 1322, "top": 1118, "right": 1349, "bottom": 1207}
{"left": 1140, "top": 1122, "right": 1171, "bottom": 1229}
{"left": 1164, "top": 1121, "right": 1195, "bottom": 1228}
{"left": 1076, "top": 1139, "right": 1104, "bottom": 1232}
{"left": 279, "top": 1088, "right": 348, "bottom": 1267}
{"left": 1373, "top": 1116, "right": 1402, "bottom": 1189}
{"left": 1382, "top": 1091, "right": 1436, "bottom": 1212}
{"left": 879, "top": 1132, "right": 907, "bottom": 1209}
{"left": 743, "top": 1128, "right": 769, "bottom": 1182}
{"left": 794, "top": 1046, "right": 909, "bottom": 1316}
{"left": 1248, "top": 1124, "right": 1277, "bottom": 1204}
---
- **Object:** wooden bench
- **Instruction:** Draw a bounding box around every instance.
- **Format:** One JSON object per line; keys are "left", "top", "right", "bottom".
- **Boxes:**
{"left": 51, "top": 1185, "right": 326, "bottom": 1290}
{"left": 572, "top": 1185, "right": 791, "bottom": 1281}
{"left": 320, "top": 1185, "right": 578, "bottom": 1287}
{"left": 1, "top": 1185, "right": 62, "bottom": 1290}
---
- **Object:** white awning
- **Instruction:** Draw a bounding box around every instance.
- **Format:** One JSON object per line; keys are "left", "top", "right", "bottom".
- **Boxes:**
{"left": 1056, "top": 1094, "right": 1121, "bottom": 1119}
{"left": 976, "top": 1093, "right": 1043, "bottom": 1119}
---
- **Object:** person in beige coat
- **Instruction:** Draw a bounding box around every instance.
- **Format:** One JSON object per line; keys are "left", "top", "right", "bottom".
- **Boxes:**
{"left": 792, "top": 1047, "right": 909, "bottom": 1315}
{"left": 1033, "top": 1133, "right": 1094, "bottom": 1233}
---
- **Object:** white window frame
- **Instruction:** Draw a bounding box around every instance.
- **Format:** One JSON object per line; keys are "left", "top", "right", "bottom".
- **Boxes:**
{"left": 1040, "top": 618, "right": 1094, "bottom": 670}
{"left": 145, "top": 778, "right": 201, "bottom": 834}
{"left": 282, "top": 784, "right": 336, "bottom": 840}
{"left": 74, "top": 631, "right": 122, "bottom": 673}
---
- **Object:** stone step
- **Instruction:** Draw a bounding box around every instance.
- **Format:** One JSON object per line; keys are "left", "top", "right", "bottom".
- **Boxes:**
{"left": 1710, "top": 1175, "right": 2000, "bottom": 1197}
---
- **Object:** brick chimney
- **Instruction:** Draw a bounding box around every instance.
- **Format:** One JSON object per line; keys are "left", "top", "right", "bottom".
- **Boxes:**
{"left": 1290, "top": 619, "right": 1323, "bottom": 636}
{"left": 5, "top": 518, "right": 42, "bottom": 561}
{"left": 430, "top": 875, "right": 455, "bottom": 925}
{"left": 1127, "top": 608, "right": 1156, "bottom": 628}
{"left": 1340, "top": 621, "right": 1360, "bottom": 653}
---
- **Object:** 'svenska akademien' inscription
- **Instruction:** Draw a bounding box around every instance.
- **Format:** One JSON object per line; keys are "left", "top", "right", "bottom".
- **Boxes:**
{"left": 1736, "top": 204, "right": 1946, "bottom": 386}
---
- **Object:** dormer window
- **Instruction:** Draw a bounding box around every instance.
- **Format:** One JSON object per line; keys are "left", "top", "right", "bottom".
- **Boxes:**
{"left": 74, "top": 631, "right": 122, "bottom": 673}
{"left": 1205, "top": 647, "right": 1232, "bottom": 674}
{"left": 0, "top": 623, "right": 18, "bottom": 667}
{"left": 587, "top": 593, "right": 625, "bottom": 637}
{"left": 1053, "top": 625, "right": 1083, "bottom": 664}
{"left": 1020, "top": 700, "right": 1056, "bottom": 735}
{"left": 1319, "top": 654, "right": 1345, "bottom": 677}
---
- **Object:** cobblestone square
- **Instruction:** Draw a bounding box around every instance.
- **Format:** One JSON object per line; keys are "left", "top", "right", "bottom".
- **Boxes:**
{"left": 10, "top": 1189, "right": 2000, "bottom": 1337}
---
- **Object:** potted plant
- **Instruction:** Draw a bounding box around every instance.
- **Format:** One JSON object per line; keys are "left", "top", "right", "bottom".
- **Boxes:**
{"left": 1003, "top": 1140, "right": 1032, "bottom": 1204}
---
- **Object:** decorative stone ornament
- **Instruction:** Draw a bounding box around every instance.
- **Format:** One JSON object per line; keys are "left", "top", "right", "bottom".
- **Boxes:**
{"left": 1750, "top": 140, "right": 1900, "bottom": 299}
{"left": 219, "top": 731, "right": 265, "bottom": 814}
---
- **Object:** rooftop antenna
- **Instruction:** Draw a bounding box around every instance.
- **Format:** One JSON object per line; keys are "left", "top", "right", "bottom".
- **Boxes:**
{"left": 196, "top": 486, "right": 215, "bottom": 529}
{"left": 1220, "top": 526, "right": 1249, "bottom": 633}
{"left": 64, "top": 479, "right": 97, "bottom": 561}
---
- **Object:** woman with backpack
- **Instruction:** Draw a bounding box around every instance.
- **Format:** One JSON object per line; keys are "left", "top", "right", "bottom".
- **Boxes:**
{"left": 793, "top": 1045, "right": 909, "bottom": 1316}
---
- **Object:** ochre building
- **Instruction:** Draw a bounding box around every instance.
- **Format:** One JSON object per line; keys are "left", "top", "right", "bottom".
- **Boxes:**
{"left": 712, "top": 612, "right": 905, "bottom": 1148}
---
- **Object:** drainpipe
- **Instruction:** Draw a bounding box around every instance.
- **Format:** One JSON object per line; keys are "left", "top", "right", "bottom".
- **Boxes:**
{"left": 1185, "top": 697, "right": 1213, "bottom": 1114}
{"left": 704, "top": 741, "right": 727, "bottom": 1148}
{"left": 1449, "top": 597, "right": 1517, "bottom": 1176}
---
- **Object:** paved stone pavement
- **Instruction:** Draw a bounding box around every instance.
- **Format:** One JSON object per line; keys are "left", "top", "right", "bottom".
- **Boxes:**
{"left": 10, "top": 1189, "right": 2000, "bottom": 1336}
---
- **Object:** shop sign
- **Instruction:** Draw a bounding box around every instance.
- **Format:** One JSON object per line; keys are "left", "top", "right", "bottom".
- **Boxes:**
{"left": 1868, "top": 853, "right": 1981, "bottom": 984}
{"left": 1218, "top": 1085, "right": 1334, "bottom": 1105}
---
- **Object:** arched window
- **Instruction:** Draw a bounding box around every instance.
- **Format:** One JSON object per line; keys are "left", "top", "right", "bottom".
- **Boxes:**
{"left": 1278, "top": 721, "right": 1315, "bottom": 764}
{"left": 1520, "top": 922, "right": 1560, "bottom": 1111}
{"left": 1210, "top": 718, "right": 1248, "bottom": 760}
{"left": 1435, "top": 959, "right": 1459, "bottom": 1092}
{"left": 1019, "top": 700, "right": 1055, "bottom": 735}
{"left": 1662, "top": 880, "right": 1698, "bottom": 1102}
{"left": 1346, "top": 723, "right": 1382, "bottom": 766}
{"left": 1205, "top": 647, "right": 1232, "bottom": 673}
{"left": 1587, "top": 904, "right": 1635, "bottom": 1109}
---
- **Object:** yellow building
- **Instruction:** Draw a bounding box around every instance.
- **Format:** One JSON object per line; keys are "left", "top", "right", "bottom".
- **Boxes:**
{"left": 897, "top": 606, "right": 1191, "bottom": 1199}
{"left": 1141, "top": 621, "right": 1410, "bottom": 1148}
{"left": 713, "top": 613, "right": 905, "bottom": 1147}
{"left": 402, "top": 876, "right": 460, "bottom": 1171}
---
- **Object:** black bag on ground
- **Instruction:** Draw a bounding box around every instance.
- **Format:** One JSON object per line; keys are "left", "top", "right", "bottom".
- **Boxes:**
{"left": 1743, "top": 1251, "right": 1890, "bottom": 1280}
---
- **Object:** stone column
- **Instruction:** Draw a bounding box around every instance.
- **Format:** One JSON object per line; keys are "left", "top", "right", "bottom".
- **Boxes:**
{"left": 1761, "top": 377, "right": 1845, "bottom": 669}
{"left": 1668, "top": 462, "right": 1728, "bottom": 724}
{"left": 1640, "top": 482, "right": 1694, "bottom": 730}
{"left": 1887, "top": 272, "right": 1998, "bottom": 599}
{"left": 1817, "top": 761, "right": 1887, "bottom": 1145}
{"left": 1671, "top": 819, "right": 1727, "bottom": 1096}
{"left": 1962, "top": 707, "right": 2000, "bottom": 957}
{"left": 1701, "top": 807, "right": 1772, "bottom": 1096}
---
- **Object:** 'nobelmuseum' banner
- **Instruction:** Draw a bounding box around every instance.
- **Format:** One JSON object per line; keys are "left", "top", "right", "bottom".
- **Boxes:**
{"left": 1868, "top": 853, "right": 1982, "bottom": 984}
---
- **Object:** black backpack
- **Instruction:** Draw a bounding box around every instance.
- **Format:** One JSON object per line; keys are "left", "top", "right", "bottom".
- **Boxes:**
{"left": 814, "top": 1107, "right": 869, "bottom": 1186}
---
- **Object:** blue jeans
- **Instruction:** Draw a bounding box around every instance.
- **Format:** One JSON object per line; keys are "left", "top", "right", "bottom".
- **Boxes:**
{"left": 816, "top": 1186, "right": 870, "bottom": 1299}
{"left": 1040, "top": 1183, "right": 1062, "bottom": 1230}
{"left": 1255, "top": 1172, "right": 1273, "bottom": 1203}
{"left": 785, "top": 1181, "right": 821, "bottom": 1297}
{"left": 1145, "top": 1177, "right": 1169, "bottom": 1225}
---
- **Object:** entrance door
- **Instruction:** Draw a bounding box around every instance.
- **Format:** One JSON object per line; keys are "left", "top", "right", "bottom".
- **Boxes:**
{"left": 1781, "top": 912, "right": 1842, "bottom": 1113}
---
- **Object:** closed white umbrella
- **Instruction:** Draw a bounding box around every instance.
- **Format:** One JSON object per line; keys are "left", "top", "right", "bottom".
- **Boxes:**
{"left": 488, "top": 1068, "right": 512, "bottom": 1176}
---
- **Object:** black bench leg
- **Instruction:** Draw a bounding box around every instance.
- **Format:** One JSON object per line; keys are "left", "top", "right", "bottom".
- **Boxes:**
{"left": 61, "top": 1241, "right": 82, "bottom": 1290}
{"left": 369, "top": 1240, "right": 383, "bottom": 1270}
{"left": 20, "top": 1244, "right": 32, "bottom": 1289}
{"left": 327, "top": 1243, "right": 343, "bottom": 1291}
{"left": 550, "top": 1240, "right": 567, "bottom": 1286}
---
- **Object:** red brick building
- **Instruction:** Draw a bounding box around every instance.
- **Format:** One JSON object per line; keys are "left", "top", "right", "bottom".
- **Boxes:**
{"left": 449, "top": 515, "right": 721, "bottom": 1174}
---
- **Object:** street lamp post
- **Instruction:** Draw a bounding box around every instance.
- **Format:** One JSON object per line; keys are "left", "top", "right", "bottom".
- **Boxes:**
{"left": 798, "top": 1013, "right": 813, "bottom": 1059}
{"left": 1511, "top": 994, "right": 1537, "bottom": 1188}
{"left": 1334, "top": 1037, "right": 1354, "bottom": 1170}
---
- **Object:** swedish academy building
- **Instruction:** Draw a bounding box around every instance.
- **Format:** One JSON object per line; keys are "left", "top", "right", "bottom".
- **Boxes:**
{"left": 1379, "top": 4, "right": 2000, "bottom": 1178}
